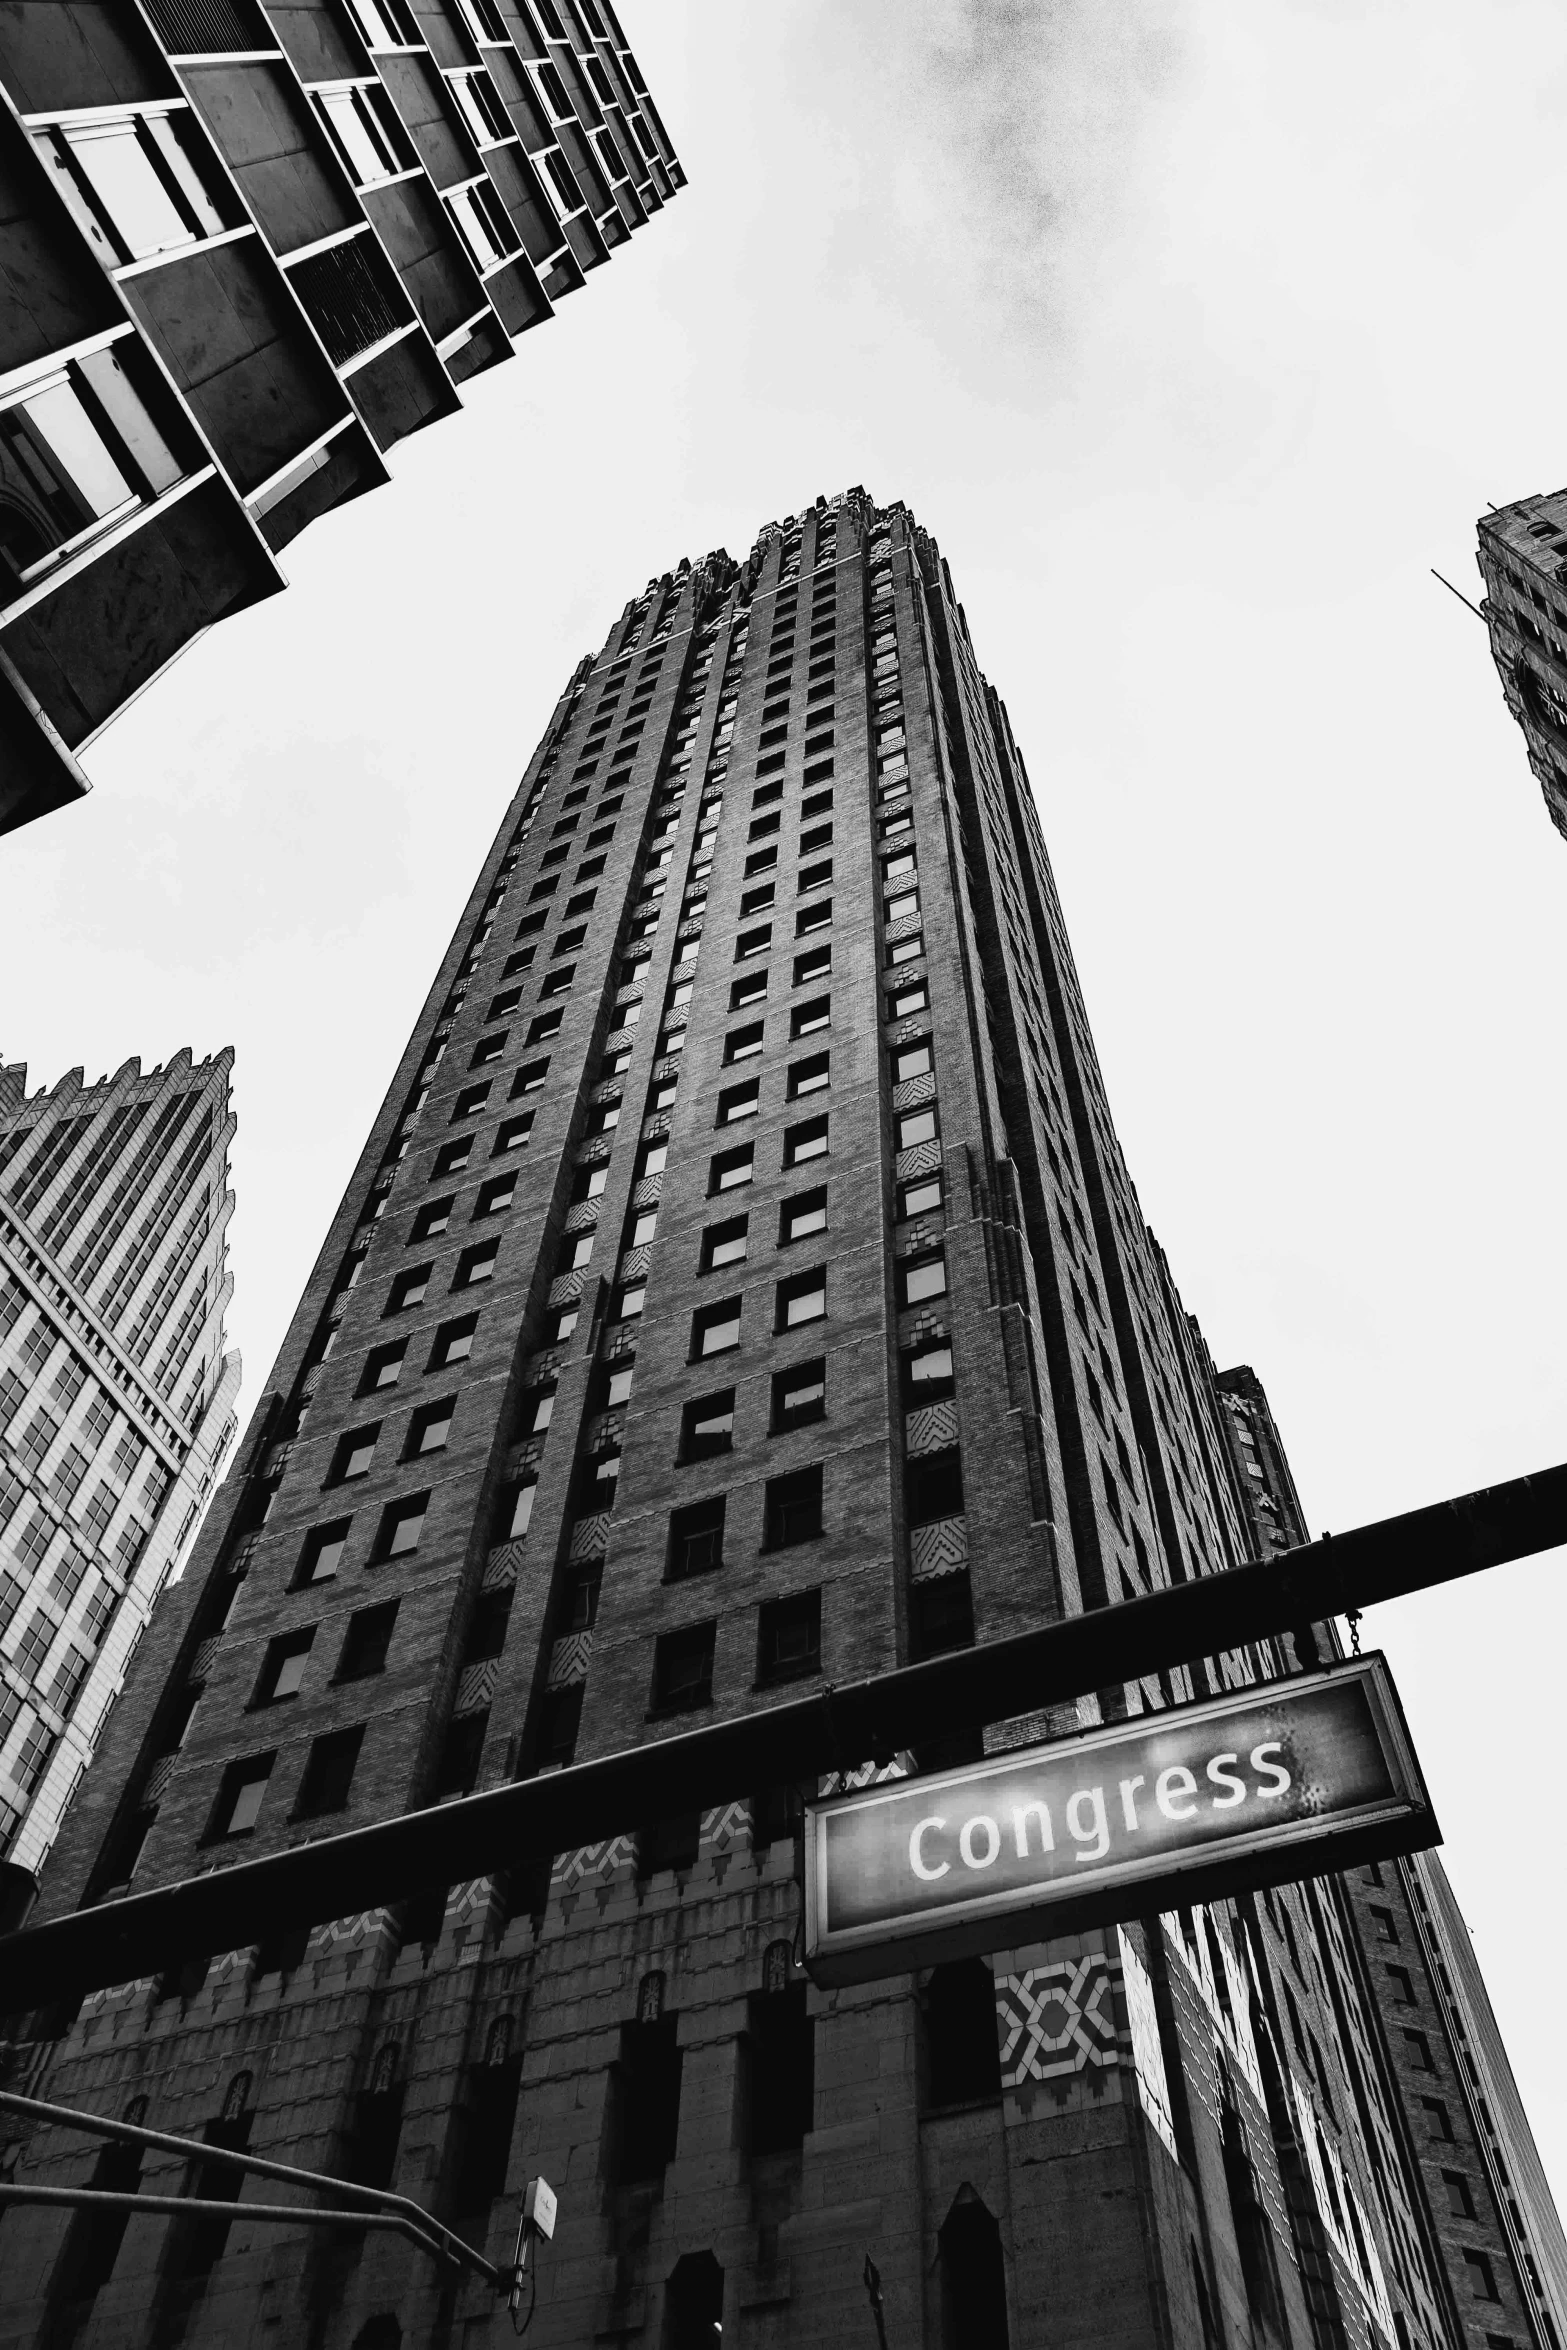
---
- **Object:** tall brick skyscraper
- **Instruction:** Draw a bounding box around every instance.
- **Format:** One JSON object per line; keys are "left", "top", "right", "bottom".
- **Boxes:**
{"left": 4, "top": 493, "right": 1562, "bottom": 2350}
{"left": 0, "top": 1050, "right": 238, "bottom": 1880}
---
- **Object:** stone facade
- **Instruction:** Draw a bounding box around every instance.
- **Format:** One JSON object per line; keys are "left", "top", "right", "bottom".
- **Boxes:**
{"left": 1, "top": 493, "right": 1560, "bottom": 2350}
{"left": 0, "top": 1051, "right": 239, "bottom": 1878}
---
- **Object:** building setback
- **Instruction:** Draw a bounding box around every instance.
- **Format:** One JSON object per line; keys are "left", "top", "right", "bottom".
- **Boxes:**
{"left": 0, "top": 0, "right": 681, "bottom": 836}
{"left": 1475, "top": 493, "right": 1567, "bottom": 841}
{"left": 0, "top": 1050, "right": 239, "bottom": 1882}
{"left": 3, "top": 492, "right": 1562, "bottom": 2350}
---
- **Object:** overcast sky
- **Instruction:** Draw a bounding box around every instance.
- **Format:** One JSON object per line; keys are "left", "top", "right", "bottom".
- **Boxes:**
{"left": 6, "top": 0, "right": 1567, "bottom": 2202}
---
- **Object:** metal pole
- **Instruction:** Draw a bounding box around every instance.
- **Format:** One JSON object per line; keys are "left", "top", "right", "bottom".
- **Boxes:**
{"left": 0, "top": 2180, "right": 489, "bottom": 2277}
{"left": 2, "top": 1455, "right": 1564, "bottom": 2012}
{"left": 0, "top": 2088, "right": 507, "bottom": 2292}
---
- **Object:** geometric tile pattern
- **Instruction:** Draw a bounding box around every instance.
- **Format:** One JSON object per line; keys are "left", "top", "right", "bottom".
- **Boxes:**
{"left": 547, "top": 1632, "right": 594, "bottom": 1688}
{"left": 895, "top": 1139, "right": 943, "bottom": 1182}
{"left": 909, "top": 1513, "right": 969, "bottom": 1582}
{"left": 569, "top": 1513, "right": 611, "bottom": 1562}
{"left": 905, "top": 1399, "right": 959, "bottom": 1456}
{"left": 455, "top": 1658, "right": 499, "bottom": 1716}
{"left": 996, "top": 1950, "right": 1119, "bottom": 2090}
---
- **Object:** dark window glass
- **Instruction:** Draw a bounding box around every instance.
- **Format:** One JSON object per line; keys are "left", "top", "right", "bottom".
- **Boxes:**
{"left": 709, "top": 1144, "right": 754, "bottom": 1193}
{"left": 771, "top": 1361, "right": 825, "bottom": 1433}
{"left": 329, "top": 1424, "right": 380, "bottom": 1484}
{"left": 782, "top": 1117, "right": 828, "bottom": 1167}
{"left": 651, "top": 1620, "right": 716, "bottom": 1714}
{"left": 429, "top": 1315, "right": 478, "bottom": 1369}
{"left": 253, "top": 1630, "right": 314, "bottom": 1706}
{"left": 294, "top": 1725, "right": 365, "bottom": 1818}
{"left": 700, "top": 1216, "right": 748, "bottom": 1273}
{"left": 903, "top": 1344, "right": 955, "bottom": 1405}
{"left": 680, "top": 1390, "right": 734, "bottom": 1462}
{"left": 667, "top": 1496, "right": 725, "bottom": 1580}
{"left": 691, "top": 1298, "right": 742, "bottom": 1359}
{"left": 908, "top": 1447, "right": 964, "bottom": 1525}
{"left": 764, "top": 1466, "right": 822, "bottom": 1549}
{"left": 432, "top": 1709, "right": 487, "bottom": 1798}
{"left": 910, "top": 1574, "right": 974, "bottom": 1660}
{"left": 756, "top": 1589, "right": 820, "bottom": 1685}
{"left": 924, "top": 1960, "right": 1000, "bottom": 2109}
{"left": 779, "top": 1188, "right": 827, "bottom": 1244}
{"left": 295, "top": 1519, "right": 350, "bottom": 1586}
{"left": 335, "top": 1600, "right": 399, "bottom": 1682}
{"left": 386, "top": 1265, "right": 432, "bottom": 1314}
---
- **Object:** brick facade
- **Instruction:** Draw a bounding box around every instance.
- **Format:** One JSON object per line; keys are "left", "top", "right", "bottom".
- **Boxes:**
{"left": 1, "top": 492, "right": 1559, "bottom": 2350}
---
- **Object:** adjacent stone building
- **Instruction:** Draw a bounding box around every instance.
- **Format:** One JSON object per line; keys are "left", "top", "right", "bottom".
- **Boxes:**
{"left": 0, "top": 0, "right": 681, "bottom": 835}
{"left": 2, "top": 492, "right": 1561, "bottom": 2350}
{"left": 1222, "top": 1364, "right": 1567, "bottom": 2350}
{"left": 1475, "top": 493, "right": 1567, "bottom": 840}
{"left": 0, "top": 1050, "right": 239, "bottom": 1882}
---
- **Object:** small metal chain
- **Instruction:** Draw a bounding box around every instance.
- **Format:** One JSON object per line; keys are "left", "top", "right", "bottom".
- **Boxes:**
{"left": 1347, "top": 1609, "right": 1362, "bottom": 1656}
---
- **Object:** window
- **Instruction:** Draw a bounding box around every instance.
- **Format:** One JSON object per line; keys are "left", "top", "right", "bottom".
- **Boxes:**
{"left": 469, "top": 1034, "right": 506, "bottom": 1068}
{"left": 454, "top": 1241, "right": 499, "bottom": 1288}
{"left": 1464, "top": 2253, "right": 1499, "bottom": 2303}
{"left": 544, "top": 1301, "right": 579, "bottom": 1346}
{"left": 490, "top": 1112, "right": 532, "bottom": 1159}
{"left": 38, "top": 111, "right": 228, "bottom": 266}
{"left": 463, "top": 1586, "right": 514, "bottom": 1663}
{"left": 571, "top": 1164, "right": 609, "bottom": 1205}
{"left": 451, "top": 1082, "right": 491, "bottom": 1121}
{"left": 898, "top": 1172, "right": 944, "bottom": 1219}
{"left": 503, "top": 1479, "right": 537, "bottom": 1540}
{"left": 526, "top": 1009, "right": 563, "bottom": 1046}
{"left": 899, "top": 1251, "right": 948, "bottom": 1307}
{"left": 329, "top": 1424, "right": 381, "bottom": 1484}
{"left": 778, "top": 1187, "right": 827, "bottom": 1245}
{"left": 253, "top": 1630, "right": 314, "bottom": 1706}
{"left": 1401, "top": 2028, "right": 1434, "bottom": 2071}
{"left": 563, "top": 1231, "right": 595, "bottom": 1273}
{"left": 793, "top": 943, "right": 830, "bottom": 986}
{"left": 765, "top": 1466, "right": 823, "bottom": 1549}
{"left": 730, "top": 973, "right": 767, "bottom": 1011}
{"left": 511, "top": 1059, "right": 549, "bottom": 1095}
{"left": 335, "top": 1600, "right": 399, "bottom": 1683}
{"left": 386, "top": 1264, "right": 432, "bottom": 1315}
{"left": 475, "top": 1174, "right": 515, "bottom": 1217}
{"left": 651, "top": 1621, "right": 716, "bottom": 1714}
{"left": 893, "top": 1042, "right": 932, "bottom": 1083}
{"left": 904, "top": 1345, "right": 956, "bottom": 1406}
{"left": 667, "top": 1496, "right": 725, "bottom": 1579}
{"left": 1421, "top": 2096, "right": 1454, "bottom": 2140}
{"left": 735, "top": 925, "right": 772, "bottom": 961}
{"left": 638, "top": 1141, "right": 669, "bottom": 1179}
{"left": 1441, "top": 2171, "right": 1476, "bottom": 2220}
{"left": 886, "top": 891, "right": 919, "bottom": 925}
{"left": 406, "top": 1399, "right": 455, "bottom": 1457}
{"left": 755, "top": 1589, "right": 821, "bottom": 1688}
{"left": 795, "top": 900, "right": 832, "bottom": 937}
{"left": 586, "top": 1099, "right": 620, "bottom": 1136}
{"left": 908, "top": 1447, "right": 964, "bottom": 1525}
{"left": 783, "top": 1117, "right": 828, "bottom": 1167}
{"left": 374, "top": 1494, "right": 429, "bottom": 1562}
{"left": 209, "top": 1755, "right": 274, "bottom": 1840}
{"left": 910, "top": 1574, "right": 974, "bottom": 1659}
{"left": 680, "top": 1391, "right": 734, "bottom": 1463}
{"left": 411, "top": 1196, "right": 454, "bottom": 1241}
{"left": 533, "top": 1682, "right": 582, "bottom": 1769}
{"left": 539, "top": 964, "right": 575, "bottom": 999}
{"left": 1385, "top": 1964, "right": 1415, "bottom": 2005}
{"left": 887, "top": 933, "right": 924, "bottom": 968}
{"left": 724, "top": 1022, "right": 765, "bottom": 1064}
{"left": 896, "top": 1106, "right": 938, "bottom": 1151}
{"left": 292, "top": 1724, "right": 366, "bottom": 1820}
{"left": 614, "top": 1283, "right": 646, "bottom": 1323}
{"left": 923, "top": 1960, "right": 1001, "bottom": 2109}
{"left": 775, "top": 1270, "right": 826, "bottom": 1331}
{"left": 429, "top": 1315, "right": 477, "bottom": 1369}
{"left": 359, "top": 1342, "right": 406, "bottom": 1395}
{"left": 575, "top": 1448, "right": 621, "bottom": 1516}
{"left": 717, "top": 1079, "right": 759, "bottom": 1125}
{"left": 787, "top": 1053, "right": 829, "bottom": 1100}
{"left": 1369, "top": 1904, "right": 1399, "bottom": 1944}
{"left": 434, "top": 1137, "right": 473, "bottom": 1177}
{"left": 700, "top": 1217, "right": 748, "bottom": 1273}
{"left": 709, "top": 1144, "right": 753, "bottom": 1194}
{"left": 296, "top": 1520, "right": 350, "bottom": 1586}
{"left": 692, "top": 1299, "right": 741, "bottom": 1359}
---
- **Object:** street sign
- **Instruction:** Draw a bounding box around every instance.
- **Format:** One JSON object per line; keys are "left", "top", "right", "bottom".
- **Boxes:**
{"left": 804, "top": 1655, "right": 1435, "bottom": 1984}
